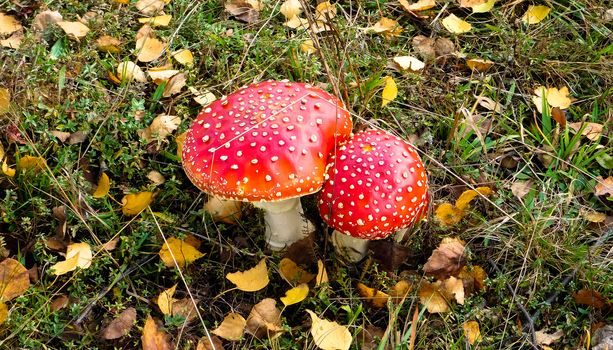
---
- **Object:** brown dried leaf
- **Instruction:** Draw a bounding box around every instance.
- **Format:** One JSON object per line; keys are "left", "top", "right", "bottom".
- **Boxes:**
{"left": 196, "top": 336, "right": 223, "bottom": 350}
{"left": 225, "top": 1, "right": 260, "bottom": 24}
{"left": 101, "top": 307, "right": 137, "bottom": 339}
{"left": 0, "top": 13, "right": 22, "bottom": 35}
{"left": 423, "top": 237, "right": 465, "bottom": 279}
{"left": 535, "top": 329, "right": 564, "bottom": 346}
{"left": 162, "top": 73, "right": 186, "bottom": 97}
{"left": 172, "top": 298, "right": 199, "bottom": 323}
{"left": 568, "top": 122, "right": 603, "bottom": 141}
{"left": 245, "top": 298, "right": 283, "bottom": 339}
{"left": 212, "top": 312, "right": 246, "bottom": 341}
{"left": 33, "top": 10, "right": 62, "bottom": 31}
{"left": 141, "top": 315, "right": 173, "bottom": 350}
{"left": 0, "top": 258, "right": 30, "bottom": 301}
{"left": 139, "top": 115, "right": 181, "bottom": 142}
{"left": 278, "top": 258, "right": 315, "bottom": 285}
{"left": 0, "top": 30, "right": 23, "bottom": 49}
{"left": 412, "top": 35, "right": 435, "bottom": 60}
{"left": 442, "top": 276, "right": 464, "bottom": 304}
{"left": 136, "top": 0, "right": 165, "bottom": 16}
{"left": 510, "top": 180, "right": 533, "bottom": 200}
{"left": 96, "top": 35, "right": 122, "bottom": 53}
{"left": 434, "top": 37, "right": 455, "bottom": 56}
{"left": 418, "top": 280, "right": 449, "bottom": 313}
{"left": 50, "top": 295, "right": 69, "bottom": 312}
{"left": 594, "top": 177, "right": 613, "bottom": 197}
{"left": 573, "top": 289, "right": 606, "bottom": 308}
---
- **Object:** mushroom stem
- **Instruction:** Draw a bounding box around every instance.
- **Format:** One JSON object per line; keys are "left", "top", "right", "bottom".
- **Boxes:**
{"left": 252, "top": 198, "right": 313, "bottom": 251}
{"left": 331, "top": 230, "right": 369, "bottom": 262}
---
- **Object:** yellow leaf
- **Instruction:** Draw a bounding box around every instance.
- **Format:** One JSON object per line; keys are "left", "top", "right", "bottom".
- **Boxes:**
{"left": 0, "top": 302, "right": 7, "bottom": 324}
{"left": 117, "top": 61, "right": 148, "bottom": 83}
{"left": 466, "top": 58, "right": 494, "bottom": 72}
{"left": 301, "top": 39, "right": 317, "bottom": 54}
{"left": 392, "top": 56, "right": 425, "bottom": 71}
{"left": 0, "top": 258, "right": 30, "bottom": 301}
{"left": 141, "top": 315, "right": 173, "bottom": 350}
{"left": 211, "top": 312, "right": 246, "bottom": 341}
{"left": 121, "top": 191, "right": 154, "bottom": 216}
{"left": 172, "top": 49, "right": 194, "bottom": 66}
{"left": 280, "top": 283, "right": 309, "bottom": 306}
{"left": 18, "top": 156, "right": 46, "bottom": 172}
{"left": 0, "top": 87, "right": 9, "bottom": 114}
{"left": 306, "top": 310, "right": 352, "bottom": 350}
{"left": 522, "top": 5, "right": 551, "bottom": 25}
{"left": 188, "top": 87, "right": 217, "bottom": 107}
{"left": 442, "top": 276, "right": 465, "bottom": 304}
{"left": 176, "top": 132, "right": 187, "bottom": 159}
{"left": 315, "top": 259, "right": 329, "bottom": 286}
{"left": 226, "top": 258, "right": 269, "bottom": 292}
{"left": 138, "top": 14, "right": 172, "bottom": 27}
{"left": 315, "top": 1, "right": 337, "bottom": 21}
{"left": 463, "top": 321, "right": 482, "bottom": 345}
{"left": 365, "top": 17, "right": 403, "bottom": 38}
{"left": 434, "top": 203, "right": 464, "bottom": 226}
{"left": 96, "top": 35, "right": 122, "bottom": 53}
{"left": 280, "top": 0, "right": 302, "bottom": 20}
{"left": 533, "top": 86, "right": 571, "bottom": 114}
{"left": 471, "top": 0, "right": 495, "bottom": 13}
{"left": 93, "top": 173, "right": 110, "bottom": 198}
{"left": 455, "top": 186, "right": 493, "bottom": 210}
{"left": 441, "top": 14, "right": 472, "bottom": 34}
{"left": 284, "top": 15, "right": 309, "bottom": 29}
{"left": 278, "top": 258, "right": 315, "bottom": 285}
{"left": 136, "top": 36, "right": 166, "bottom": 63}
{"left": 139, "top": 115, "right": 181, "bottom": 142}
{"left": 418, "top": 280, "right": 449, "bottom": 313}
{"left": 136, "top": 0, "right": 166, "bottom": 16}
{"left": 157, "top": 284, "right": 177, "bottom": 315}
{"left": 158, "top": 237, "right": 205, "bottom": 268}
{"left": 0, "top": 31, "right": 22, "bottom": 49}
{"left": 0, "top": 13, "right": 22, "bottom": 35}
{"left": 398, "top": 0, "right": 436, "bottom": 12}
{"left": 1, "top": 160, "right": 14, "bottom": 177}
{"left": 357, "top": 282, "right": 390, "bottom": 308}
{"left": 56, "top": 21, "right": 90, "bottom": 40}
{"left": 51, "top": 242, "right": 93, "bottom": 276}
{"left": 381, "top": 76, "right": 397, "bottom": 107}
{"left": 580, "top": 209, "right": 606, "bottom": 223}
{"left": 162, "top": 73, "right": 186, "bottom": 97}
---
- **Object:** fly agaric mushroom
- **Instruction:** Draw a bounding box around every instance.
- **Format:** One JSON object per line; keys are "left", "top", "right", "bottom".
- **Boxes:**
{"left": 182, "top": 80, "right": 352, "bottom": 250}
{"left": 318, "top": 129, "right": 428, "bottom": 261}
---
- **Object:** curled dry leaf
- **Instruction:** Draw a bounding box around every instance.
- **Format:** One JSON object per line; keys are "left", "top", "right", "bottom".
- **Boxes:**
{"left": 306, "top": 310, "right": 352, "bottom": 350}
{"left": 398, "top": 0, "right": 436, "bottom": 12}
{"left": 0, "top": 13, "right": 22, "bottom": 35}
{"left": 423, "top": 237, "right": 465, "bottom": 279}
{"left": 139, "top": 115, "right": 181, "bottom": 142}
{"left": 522, "top": 5, "right": 551, "bottom": 25}
{"left": 101, "top": 307, "right": 137, "bottom": 340}
{"left": 280, "top": 283, "right": 309, "bottom": 306}
{"left": 594, "top": 176, "right": 613, "bottom": 197}
{"left": 455, "top": 186, "right": 493, "bottom": 210}
{"left": 96, "top": 35, "right": 122, "bottom": 53}
{"left": 136, "top": 36, "right": 166, "bottom": 63}
{"left": 466, "top": 58, "right": 494, "bottom": 72}
{"left": 568, "top": 122, "right": 603, "bottom": 141}
{"left": 56, "top": 21, "right": 90, "bottom": 40}
{"left": 159, "top": 237, "right": 205, "bottom": 268}
{"left": 33, "top": 10, "right": 63, "bottom": 31}
{"left": 157, "top": 284, "right": 177, "bottom": 315}
{"left": 204, "top": 196, "right": 241, "bottom": 224}
{"left": 443, "top": 276, "right": 465, "bottom": 304}
{"left": 162, "top": 73, "right": 186, "bottom": 97}
{"left": 226, "top": 258, "right": 269, "bottom": 292}
{"left": 211, "top": 312, "right": 246, "bottom": 341}
{"left": 93, "top": 172, "right": 110, "bottom": 198}
{"left": 121, "top": 191, "right": 154, "bottom": 215}
{"left": 197, "top": 336, "right": 224, "bottom": 350}
{"left": 136, "top": 0, "right": 165, "bottom": 16}
{"left": 463, "top": 321, "right": 482, "bottom": 345}
{"left": 356, "top": 282, "right": 390, "bottom": 308}
{"left": 117, "top": 61, "right": 147, "bottom": 83}
{"left": 172, "top": 49, "right": 194, "bottom": 66}
{"left": 142, "top": 315, "right": 173, "bottom": 350}
{"left": 51, "top": 130, "right": 71, "bottom": 142}
{"left": 0, "top": 258, "right": 30, "bottom": 301}
{"left": 245, "top": 298, "right": 283, "bottom": 339}
{"left": 278, "top": 258, "right": 315, "bottom": 285}
{"left": 510, "top": 180, "right": 532, "bottom": 200}
{"left": 138, "top": 14, "right": 172, "bottom": 27}
{"left": 441, "top": 14, "right": 471, "bottom": 34}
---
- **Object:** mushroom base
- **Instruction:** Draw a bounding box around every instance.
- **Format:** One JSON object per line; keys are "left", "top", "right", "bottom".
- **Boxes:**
{"left": 331, "top": 229, "right": 410, "bottom": 263}
{"left": 253, "top": 198, "right": 313, "bottom": 251}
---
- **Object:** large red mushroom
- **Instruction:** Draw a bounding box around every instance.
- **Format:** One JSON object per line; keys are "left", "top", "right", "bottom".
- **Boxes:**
{"left": 318, "top": 129, "right": 429, "bottom": 261}
{"left": 182, "top": 80, "right": 352, "bottom": 249}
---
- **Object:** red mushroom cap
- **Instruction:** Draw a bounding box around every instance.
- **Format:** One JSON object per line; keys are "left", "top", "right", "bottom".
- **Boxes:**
{"left": 182, "top": 80, "right": 352, "bottom": 201}
{"left": 318, "top": 129, "right": 428, "bottom": 239}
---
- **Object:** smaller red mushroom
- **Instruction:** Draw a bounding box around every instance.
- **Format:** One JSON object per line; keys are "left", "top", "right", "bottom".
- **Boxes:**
{"left": 318, "top": 129, "right": 429, "bottom": 261}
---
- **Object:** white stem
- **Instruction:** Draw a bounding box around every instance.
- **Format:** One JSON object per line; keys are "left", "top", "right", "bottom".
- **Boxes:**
{"left": 331, "top": 230, "right": 370, "bottom": 262}
{"left": 252, "top": 198, "right": 312, "bottom": 251}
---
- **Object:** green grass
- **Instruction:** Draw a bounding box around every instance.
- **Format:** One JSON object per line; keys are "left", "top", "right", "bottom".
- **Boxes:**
{"left": 0, "top": 0, "right": 611, "bottom": 349}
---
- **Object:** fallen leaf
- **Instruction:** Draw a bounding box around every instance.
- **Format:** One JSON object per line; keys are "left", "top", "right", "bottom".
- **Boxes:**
{"left": 147, "top": 68, "right": 180, "bottom": 83}
{"left": 442, "top": 276, "right": 464, "bottom": 304}
{"left": 284, "top": 15, "right": 309, "bottom": 29}
{"left": 594, "top": 177, "right": 613, "bottom": 197}
{"left": 33, "top": 10, "right": 63, "bottom": 31}
{"left": 280, "top": 0, "right": 302, "bottom": 19}
{"left": 568, "top": 122, "right": 603, "bottom": 141}
{"left": 93, "top": 172, "right": 110, "bottom": 198}
{"left": 278, "top": 258, "right": 315, "bottom": 285}
{"left": 551, "top": 107, "right": 567, "bottom": 127}
{"left": 162, "top": 73, "right": 186, "bottom": 97}
{"left": 117, "top": 61, "right": 148, "bottom": 83}
{"left": 424, "top": 237, "right": 465, "bottom": 279}
{"left": 381, "top": 76, "right": 397, "bottom": 107}
{"left": 398, "top": 0, "right": 436, "bottom": 12}
{"left": 159, "top": 237, "right": 204, "bottom": 268}
{"left": 96, "top": 35, "right": 122, "bottom": 53}
{"left": 141, "top": 315, "right": 173, "bottom": 350}
{"left": 0, "top": 302, "right": 6, "bottom": 324}
{"left": 136, "top": 0, "right": 165, "bottom": 16}
{"left": 204, "top": 196, "right": 241, "bottom": 224}
{"left": 434, "top": 203, "right": 464, "bottom": 226}
{"left": 357, "top": 282, "right": 390, "bottom": 308}
{"left": 392, "top": 56, "right": 425, "bottom": 71}
{"left": 412, "top": 35, "right": 435, "bottom": 60}
{"left": 100, "top": 237, "right": 120, "bottom": 251}
{"left": 281, "top": 283, "right": 309, "bottom": 306}
{"left": 315, "top": 1, "right": 337, "bottom": 21}
{"left": 172, "top": 49, "right": 194, "bottom": 66}
{"left": 176, "top": 132, "right": 187, "bottom": 158}
{"left": 56, "top": 21, "right": 90, "bottom": 40}
{"left": 459, "top": 0, "right": 486, "bottom": 7}
{"left": 171, "top": 298, "right": 199, "bottom": 323}
{"left": 147, "top": 170, "right": 166, "bottom": 185}
{"left": 0, "top": 13, "right": 22, "bottom": 35}
{"left": 306, "top": 310, "right": 352, "bottom": 350}
{"left": 18, "top": 156, "right": 46, "bottom": 172}
{"left": 510, "top": 180, "right": 532, "bottom": 200}
{"left": 245, "top": 298, "right": 283, "bottom": 339}
{"left": 50, "top": 295, "right": 69, "bottom": 312}
{"left": 301, "top": 39, "right": 317, "bottom": 54}
{"left": 418, "top": 280, "right": 449, "bottom": 313}
{"left": 225, "top": 0, "right": 260, "bottom": 24}
{"left": 139, "top": 115, "right": 181, "bottom": 142}
{"left": 389, "top": 280, "right": 412, "bottom": 301}
{"left": 466, "top": 58, "right": 494, "bottom": 72}
{"left": 434, "top": 37, "right": 455, "bottom": 56}
{"left": 580, "top": 209, "right": 606, "bottom": 223}
{"left": 441, "top": 14, "right": 471, "bottom": 34}
{"left": 455, "top": 186, "right": 493, "bottom": 210}
{"left": 136, "top": 24, "right": 155, "bottom": 41}
{"left": 101, "top": 307, "right": 137, "bottom": 339}
{"left": 0, "top": 88, "right": 9, "bottom": 114}
{"left": 471, "top": 0, "right": 496, "bottom": 13}
{"left": 463, "top": 321, "right": 482, "bottom": 345}
{"left": 476, "top": 96, "right": 501, "bottom": 113}
{"left": 197, "top": 336, "right": 223, "bottom": 350}
{"left": 535, "top": 329, "right": 564, "bottom": 346}
{"left": 121, "top": 191, "right": 154, "bottom": 215}
{"left": 50, "top": 131, "right": 71, "bottom": 142}
{"left": 157, "top": 284, "right": 177, "bottom": 315}
{"left": 227, "top": 259, "right": 269, "bottom": 292}
{"left": 136, "top": 36, "right": 166, "bottom": 63}
{"left": 50, "top": 242, "right": 93, "bottom": 276}
{"left": 522, "top": 5, "right": 551, "bottom": 25}
{"left": 315, "top": 259, "right": 329, "bottom": 286}
{"left": 0, "top": 258, "right": 30, "bottom": 301}
{"left": 212, "top": 312, "right": 246, "bottom": 341}
{"left": 138, "top": 14, "right": 172, "bottom": 27}
{"left": 573, "top": 289, "right": 606, "bottom": 308}
{"left": 365, "top": 17, "right": 403, "bottom": 38}
{"left": 1, "top": 30, "right": 23, "bottom": 49}
{"left": 189, "top": 87, "right": 217, "bottom": 106}
{"left": 532, "top": 86, "right": 572, "bottom": 114}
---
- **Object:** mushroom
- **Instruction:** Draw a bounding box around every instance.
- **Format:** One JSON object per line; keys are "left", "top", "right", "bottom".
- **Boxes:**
{"left": 318, "top": 129, "right": 429, "bottom": 262}
{"left": 182, "top": 80, "right": 352, "bottom": 250}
